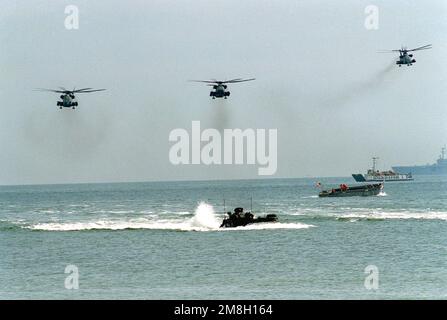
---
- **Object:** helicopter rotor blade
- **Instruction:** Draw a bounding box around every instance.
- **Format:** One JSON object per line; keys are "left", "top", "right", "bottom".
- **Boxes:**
{"left": 223, "top": 78, "right": 243, "bottom": 82}
{"left": 189, "top": 78, "right": 255, "bottom": 85}
{"left": 188, "top": 80, "right": 220, "bottom": 84}
{"left": 377, "top": 50, "right": 400, "bottom": 53}
{"left": 72, "top": 88, "right": 95, "bottom": 92}
{"left": 407, "top": 44, "right": 432, "bottom": 52}
{"left": 74, "top": 89, "right": 106, "bottom": 93}
{"left": 34, "top": 87, "right": 105, "bottom": 94}
{"left": 224, "top": 78, "right": 256, "bottom": 84}
{"left": 34, "top": 88, "right": 67, "bottom": 93}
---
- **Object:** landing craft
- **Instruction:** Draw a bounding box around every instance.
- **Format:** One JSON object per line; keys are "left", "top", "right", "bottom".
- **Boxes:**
{"left": 318, "top": 183, "right": 383, "bottom": 197}
{"left": 35, "top": 87, "right": 106, "bottom": 109}
{"left": 189, "top": 78, "right": 255, "bottom": 99}
{"left": 379, "top": 44, "right": 432, "bottom": 67}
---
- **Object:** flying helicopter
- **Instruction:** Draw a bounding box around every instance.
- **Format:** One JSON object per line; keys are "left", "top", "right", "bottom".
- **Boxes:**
{"left": 35, "top": 87, "right": 106, "bottom": 109}
{"left": 379, "top": 44, "right": 432, "bottom": 67}
{"left": 189, "top": 78, "right": 255, "bottom": 99}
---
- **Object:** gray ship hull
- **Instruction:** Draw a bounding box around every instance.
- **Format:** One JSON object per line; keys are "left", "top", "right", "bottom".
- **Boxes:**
{"left": 392, "top": 165, "right": 447, "bottom": 175}
{"left": 392, "top": 147, "right": 447, "bottom": 175}
{"left": 352, "top": 173, "right": 413, "bottom": 182}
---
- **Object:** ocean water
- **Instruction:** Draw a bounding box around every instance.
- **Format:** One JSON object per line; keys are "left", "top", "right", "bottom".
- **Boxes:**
{"left": 0, "top": 176, "right": 446, "bottom": 299}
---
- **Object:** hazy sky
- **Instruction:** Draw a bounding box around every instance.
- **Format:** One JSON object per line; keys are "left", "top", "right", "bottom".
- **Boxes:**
{"left": 1, "top": 0, "right": 446, "bottom": 185}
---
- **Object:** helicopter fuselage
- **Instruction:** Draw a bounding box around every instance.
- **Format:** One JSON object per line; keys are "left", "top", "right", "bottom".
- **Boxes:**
{"left": 210, "top": 84, "right": 230, "bottom": 99}
{"left": 397, "top": 52, "right": 416, "bottom": 66}
{"left": 57, "top": 94, "right": 78, "bottom": 109}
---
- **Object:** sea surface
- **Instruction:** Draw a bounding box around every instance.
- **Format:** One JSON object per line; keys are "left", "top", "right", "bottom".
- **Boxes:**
{"left": 0, "top": 176, "right": 446, "bottom": 299}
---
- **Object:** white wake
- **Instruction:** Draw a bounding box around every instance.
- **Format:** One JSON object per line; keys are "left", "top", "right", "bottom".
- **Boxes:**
{"left": 27, "top": 202, "right": 314, "bottom": 232}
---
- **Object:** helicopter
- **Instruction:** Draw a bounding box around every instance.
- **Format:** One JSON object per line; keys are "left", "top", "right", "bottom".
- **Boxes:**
{"left": 35, "top": 87, "right": 106, "bottom": 109}
{"left": 189, "top": 78, "right": 255, "bottom": 99}
{"left": 379, "top": 44, "right": 432, "bottom": 67}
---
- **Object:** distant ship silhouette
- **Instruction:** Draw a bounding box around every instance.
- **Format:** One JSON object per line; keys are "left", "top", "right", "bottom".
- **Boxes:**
{"left": 392, "top": 146, "right": 447, "bottom": 175}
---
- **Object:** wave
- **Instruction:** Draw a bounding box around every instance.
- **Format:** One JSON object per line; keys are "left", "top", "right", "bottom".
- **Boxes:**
{"left": 25, "top": 202, "right": 314, "bottom": 232}
{"left": 27, "top": 220, "right": 313, "bottom": 232}
{"left": 91, "top": 210, "right": 136, "bottom": 214}
{"left": 282, "top": 208, "right": 447, "bottom": 221}
{"left": 336, "top": 211, "right": 447, "bottom": 221}
{"left": 0, "top": 220, "right": 25, "bottom": 231}
{"left": 38, "top": 209, "right": 58, "bottom": 214}
{"left": 28, "top": 220, "right": 204, "bottom": 232}
{"left": 220, "top": 222, "right": 314, "bottom": 231}
{"left": 174, "top": 211, "right": 192, "bottom": 215}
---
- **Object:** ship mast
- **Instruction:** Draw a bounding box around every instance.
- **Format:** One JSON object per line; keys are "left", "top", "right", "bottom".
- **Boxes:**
{"left": 372, "top": 157, "right": 379, "bottom": 172}
{"left": 441, "top": 146, "right": 446, "bottom": 160}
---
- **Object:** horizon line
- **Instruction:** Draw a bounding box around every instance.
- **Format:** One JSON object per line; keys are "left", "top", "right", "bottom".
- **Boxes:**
{"left": 0, "top": 175, "right": 352, "bottom": 188}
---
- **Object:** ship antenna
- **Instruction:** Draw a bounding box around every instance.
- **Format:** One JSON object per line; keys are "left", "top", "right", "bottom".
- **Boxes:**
{"left": 250, "top": 196, "right": 253, "bottom": 212}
